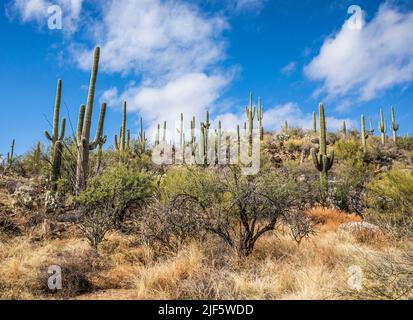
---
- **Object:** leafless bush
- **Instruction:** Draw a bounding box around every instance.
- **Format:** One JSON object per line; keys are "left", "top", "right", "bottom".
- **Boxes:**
{"left": 138, "top": 199, "right": 205, "bottom": 252}
{"left": 283, "top": 212, "right": 316, "bottom": 245}
{"left": 79, "top": 206, "right": 114, "bottom": 250}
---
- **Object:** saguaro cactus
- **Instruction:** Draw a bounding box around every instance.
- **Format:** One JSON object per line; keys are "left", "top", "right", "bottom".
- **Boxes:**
{"left": 245, "top": 93, "right": 255, "bottom": 156}
{"left": 75, "top": 47, "right": 107, "bottom": 194}
{"left": 378, "top": 109, "right": 386, "bottom": 145}
{"left": 369, "top": 117, "right": 375, "bottom": 135}
{"left": 200, "top": 111, "right": 211, "bottom": 165}
{"left": 114, "top": 101, "right": 128, "bottom": 152}
{"left": 257, "top": 97, "right": 264, "bottom": 141}
{"left": 342, "top": 121, "right": 347, "bottom": 137}
{"left": 311, "top": 103, "right": 334, "bottom": 202}
{"left": 7, "top": 139, "right": 15, "bottom": 169}
{"left": 138, "top": 117, "right": 147, "bottom": 152}
{"left": 44, "top": 79, "right": 66, "bottom": 191}
{"left": 391, "top": 106, "right": 399, "bottom": 143}
{"left": 313, "top": 111, "right": 317, "bottom": 133}
{"left": 361, "top": 114, "right": 369, "bottom": 153}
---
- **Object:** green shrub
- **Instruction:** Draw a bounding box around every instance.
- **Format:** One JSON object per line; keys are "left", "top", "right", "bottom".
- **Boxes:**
{"left": 77, "top": 164, "right": 155, "bottom": 223}
{"left": 396, "top": 136, "right": 413, "bottom": 151}
{"left": 366, "top": 168, "right": 413, "bottom": 236}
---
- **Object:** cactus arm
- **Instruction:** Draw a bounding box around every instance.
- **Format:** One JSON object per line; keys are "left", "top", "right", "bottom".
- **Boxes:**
{"left": 81, "top": 47, "right": 100, "bottom": 142}
{"left": 59, "top": 118, "right": 66, "bottom": 141}
{"left": 76, "top": 105, "right": 86, "bottom": 144}
{"left": 311, "top": 148, "right": 322, "bottom": 171}
{"left": 90, "top": 103, "right": 107, "bottom": 150}
{"left": 44, "top": 131, "right": 53, "bottom": 141}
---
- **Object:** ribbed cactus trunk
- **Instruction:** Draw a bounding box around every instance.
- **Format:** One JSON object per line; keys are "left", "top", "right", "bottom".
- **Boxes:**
{"left": 342, "top": 121, "right": 347, "bottom": 138}
{"left": 7, "top": 139, "right": 15, "bottom": 169}
{"left": 311, "top": 103, "right": 334, "bottom": 203}
{"left": 155, "top": 124, "right": 160, "bottom": 146}
{"left": 391, "top": 106, "right": 399, "bottom": 143}
{"left": 75, "top": 47, "right": 107, "bottom": 194}
{"left": 378, "top": 109, "right": 386, "bottom": 145}
{"left": 246, "top": 93, "right": 255, "bottom": 156}
{"left": 114, "top": 101, "right": 127, "bottom": 152}
{"left": 369, "top": 117, "right": 375, "bottom": 135}
{"left": 361, "top": 114, "right": 368, "bottom": 153}
{"left": 44, "top": 79, "right": 66, "bottom": 192}
{"left": 313, "top": 111, "right": 317, "bottom": 133}
{"left": 257, "top": 97, "right": 264, "bottom": 141}
{"left": 34, "top": 142, "right": 41, "bottom": 172}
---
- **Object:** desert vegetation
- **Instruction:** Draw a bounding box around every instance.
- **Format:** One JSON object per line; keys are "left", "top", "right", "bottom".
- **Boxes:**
{"left": 1, "top": 47, "right": 413, "bottom": 300}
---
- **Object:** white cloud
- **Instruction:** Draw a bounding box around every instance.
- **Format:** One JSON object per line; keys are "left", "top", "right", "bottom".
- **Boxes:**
{"left": 281, "top": 62, "right": 297, "bottom": 75}
{"left": 305, "top": 3, "right": 413, "bottom": 102}
{"left": 232, "top": 0, "right": 266, "bottom": 13}
{"left": 101, "top": 73, "right": 232, "bottom": 141}
{"left": 74, "top": 0, "right": 228, "bottom": 79}
{"left": 7, "top": 0, "right": 83, "bottom": 33}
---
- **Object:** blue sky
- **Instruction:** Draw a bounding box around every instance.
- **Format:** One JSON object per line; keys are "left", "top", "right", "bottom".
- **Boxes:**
{"left": 1, "top": 0, "right": 413, "bottom": 155}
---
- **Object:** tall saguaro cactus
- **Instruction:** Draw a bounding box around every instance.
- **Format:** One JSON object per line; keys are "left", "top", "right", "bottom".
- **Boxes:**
{"left": 378, "top": 109, "right": 386, "bottom": 145}
{"left": 311, "top": 103, "right": 334, "bottom": 202}
{"left": 75, "top": 47, "right": 107, "bottom": 194}
{"left": 391, "top": 106, "right": 399, "bottom": 143}
{"left": 138, "top": 117, "right": 147, "bottom": 152}
{"left": 257, "top": 97, "right": 264, "bottom": 141}
{"left": 114, "top": 101, "right": 128, "bottom": 152}
{"left": 200, "top": 111, "right": 211, "bottom": 165}
{"left": 7, "top": 139, "right": 15, "bottom": 169}
{"left": 313, "top": 111, "right": 317, "bottom": 133}
{"left": 44, "top": 79, "right": 66, "bottom": 191}
{"left": 341, "top": 121, "right": 347, "bottom": 137}
{"left": 369, "top": 117, "right": 375, "bottom": 135}
{"left": 361, "top": 114, "right": 369, "bottom": 153}
{"left": 245, "top": 93, "right": 255, "bottom": 156}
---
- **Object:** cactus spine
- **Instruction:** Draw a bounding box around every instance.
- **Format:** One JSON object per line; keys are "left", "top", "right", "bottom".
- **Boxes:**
{"left": 313, "top": 111, "right": 317, "bottom": 133}
{"left": 311, "top": 103, "right": 334, "bottom": 202}
{"left": 114, "top": 101, "right": 128, "bottom": 152}
{"left": 245, "top": 93, "right": 255, "bottom": 156}
{"left": 257, "top": 97, "right": 264, "bottom": 141}
{"left": 75, "top": 47, "right": 107, "bottom": 194}
{"left": 44, "top": 79, "right": 66, "bottom": 191}
{"left": 361, "top": 114, "right": 369, "bottom": 153}
{"left": 391, "top": 106, "right": 399, "bottom": 143}
{"left": 378, "top": 109, "right": 386, "bottom": 145}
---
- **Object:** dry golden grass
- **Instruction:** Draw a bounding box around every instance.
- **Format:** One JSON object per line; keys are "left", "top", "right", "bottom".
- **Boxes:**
{"left": 306, "top": 207, "right": 362, "bottom": 231}
{"left": 0, "top": 207, "right": 410, "bottom": 300}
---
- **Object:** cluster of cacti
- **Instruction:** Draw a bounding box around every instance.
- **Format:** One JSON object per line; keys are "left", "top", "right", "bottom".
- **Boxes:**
{"left": 6, "top": 139, "right": 15, "bottom": 169}
{"left": 44, "top": 80, "right": 66, "bottom": 192}
{"left": 311, "top": 103, "right": 334, "bottom": 202}
{"left": 391, "top": 106, "right": 399, "bottom": 143}
{"left": 114, "top": 102, "right": 129, "bottom": 152}
{"left": 75, "top": 47, "right": 107, "bottom": 194}
{"left": 378, "top": 109, "right": 387, "bottom": 145}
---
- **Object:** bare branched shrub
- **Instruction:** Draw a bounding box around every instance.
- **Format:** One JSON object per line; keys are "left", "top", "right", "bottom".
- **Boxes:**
{"left": 283, "top": 212, "right": 316, "bottom": 245}
{"left": 162, "top": 166, "right": 308, "bottom": 257}
{"left": 138, "top": 200, "right": 204, "bottom": 252}
{"left": 79, "top": 206, "right": 114, "bottom": 249}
